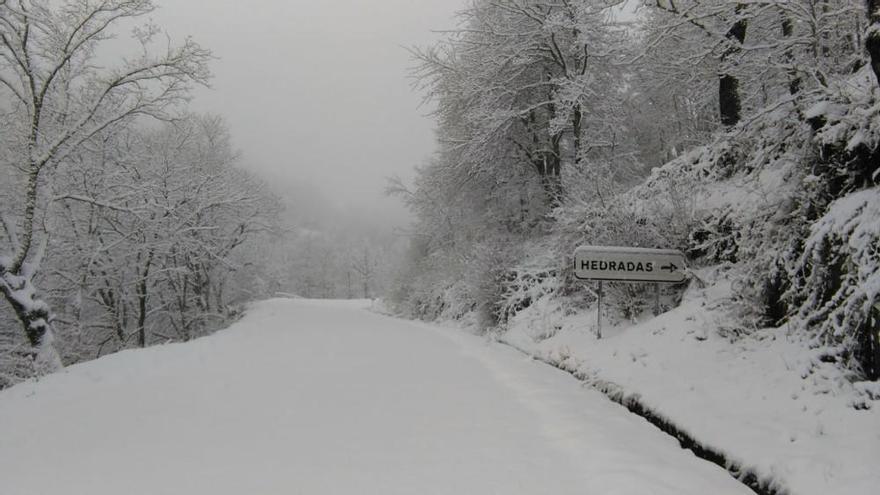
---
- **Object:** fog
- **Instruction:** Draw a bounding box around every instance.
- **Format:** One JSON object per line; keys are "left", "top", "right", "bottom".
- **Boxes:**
{"left": 151, "top": 0, "right": 463, "bottom": 226}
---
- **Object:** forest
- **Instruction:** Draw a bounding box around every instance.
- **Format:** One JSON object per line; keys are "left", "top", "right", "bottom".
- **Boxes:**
{"left": 0, "top": 0, "right": 399, "bottom": 387}
{"left": 386, "top": 0, "right": 880, "bottom": 381}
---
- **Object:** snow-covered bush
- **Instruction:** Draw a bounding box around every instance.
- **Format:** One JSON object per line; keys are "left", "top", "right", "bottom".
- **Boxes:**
{"left": 548, "top": 165, "right": 699, "bottom": 321}
{"left": 498, "top": 239, "right": 562, "bottom": 326}
{"left": 458, "top": 239, "right": 520, "bottom": 330}
{"left": 785, "top": 189, "right": 880, "bottom": 379}
{"left": 806, "top": 72, "right": 880, "bottom": 192}
{"left": 385, "top": 241, "right": 476, "bottom": 323}
{"left": 688, "top": 208, "right": 742, "bottom": 263}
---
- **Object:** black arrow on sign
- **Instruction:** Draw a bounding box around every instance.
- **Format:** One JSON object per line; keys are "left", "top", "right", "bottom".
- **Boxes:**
{"left": 660, "top": 263, "right": 678, "bottom": 273}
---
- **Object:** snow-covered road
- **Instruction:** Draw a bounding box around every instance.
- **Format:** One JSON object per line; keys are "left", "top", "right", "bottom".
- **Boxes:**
{"left": 0, "top": 299, "right": 753, "bottom": 495}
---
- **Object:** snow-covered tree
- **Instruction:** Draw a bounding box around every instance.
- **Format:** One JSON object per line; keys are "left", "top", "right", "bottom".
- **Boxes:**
{"left": 43, "top": 115, "right": 279, "bottom": 357}
{"left": 393, "top": 1, "right": 641, "bottom": 322}
{"left": 392, "top": 0, "right": 880, "bottom": 380}
{"left": 0, "top": 0, "right": 210, "bottom": 371}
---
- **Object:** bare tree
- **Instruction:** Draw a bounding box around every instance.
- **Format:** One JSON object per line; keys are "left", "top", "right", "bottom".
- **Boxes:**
{"left": 351, "top": 246, "right": 375, "bottom": 299}
{"left": 0, "top": 0, "right": 210, "bottom": 371}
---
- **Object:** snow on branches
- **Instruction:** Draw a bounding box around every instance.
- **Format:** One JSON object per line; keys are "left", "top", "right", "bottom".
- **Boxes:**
{"left": 787, "top": 188, "right": 880, "bottom": 378}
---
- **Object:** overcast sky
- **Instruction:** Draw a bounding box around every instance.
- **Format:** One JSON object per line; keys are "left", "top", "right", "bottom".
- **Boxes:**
{"left": 150, "top": 0, "right": 463, "bottom": 224}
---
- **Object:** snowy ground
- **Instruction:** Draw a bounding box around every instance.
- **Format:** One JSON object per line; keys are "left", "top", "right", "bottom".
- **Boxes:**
{"left": 500, "top": 268, "right": 880, "bottom": 495}
{"left": 0, "top": 298, "right": 752, "bottom": 495}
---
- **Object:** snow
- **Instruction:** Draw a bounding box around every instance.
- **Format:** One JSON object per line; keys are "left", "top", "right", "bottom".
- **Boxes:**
{"left": 574, "top": 245, "right": 684, "bottom": 255}
{"left": 794, "top": 187, "right": 880, "bottom": 341}
{"left": 500, "top": 269, "right": 880, "bottom": 495}
{"left": 812, "top": 188, "right": 880, "bottom": 257}
{"left": 803, "top": 101, "right": 830, "bottom": 120}
{"left": 0, "top": 298, "right": 752, "bottom": 495}
{"left": 846, "top": 130, "right": 866, "bottom": 151}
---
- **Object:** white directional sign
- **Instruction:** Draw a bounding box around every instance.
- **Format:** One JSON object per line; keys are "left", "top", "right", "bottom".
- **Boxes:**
{"left": 574, "top": 246, "right": 687, "bottom": 283}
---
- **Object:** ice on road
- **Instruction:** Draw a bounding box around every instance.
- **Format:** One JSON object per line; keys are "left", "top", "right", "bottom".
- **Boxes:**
{"left": 0, "top": 299, "right": 752, "bottom": 495}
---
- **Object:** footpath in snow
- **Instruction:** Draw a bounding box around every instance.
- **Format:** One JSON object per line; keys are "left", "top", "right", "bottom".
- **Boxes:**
{"left": 0, "top": 298, "right": 751, "bottom": 495}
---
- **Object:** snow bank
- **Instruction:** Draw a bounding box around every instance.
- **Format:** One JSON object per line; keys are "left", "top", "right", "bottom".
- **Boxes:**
{"left": 500, "top": 269, "right": 880, "bottom": 495}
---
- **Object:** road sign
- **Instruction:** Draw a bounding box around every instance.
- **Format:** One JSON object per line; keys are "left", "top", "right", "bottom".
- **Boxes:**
{"left": 573, "top": 246, "right": 687, "bottom": 283}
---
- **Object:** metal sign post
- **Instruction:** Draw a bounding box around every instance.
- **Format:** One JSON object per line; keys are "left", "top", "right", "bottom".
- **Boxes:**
{"left": 597, "top": 281, "right": 603, "bottom": 339}
{"left": 654, "top": 284, "right": 661, "bottom": 316}
{"left": 573, "top": 246, "right": 687, "bottom": 339}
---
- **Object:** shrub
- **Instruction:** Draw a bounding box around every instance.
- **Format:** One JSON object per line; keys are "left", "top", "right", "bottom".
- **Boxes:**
{"left": 784, "top": 188, "right": 880, "bottom": 379}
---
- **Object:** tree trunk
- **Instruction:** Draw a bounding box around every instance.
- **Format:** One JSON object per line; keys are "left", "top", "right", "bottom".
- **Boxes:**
{"left": 868, "top": 0, "right": 880, "bottom": 88}
{"left": 136, "top": 251, "right": 154, "bottom": 348}
{"left": 11, "top": 170, "right": 40, "bottom": 272}
{"left": 859, "top": 302, "right": 880, "bottom": 380}
{"left": 780, "top": 12, "right": 802, "bottom": 95}
{"left": 0, "top": 270, "right": 63, "bottom": 373}
{"left": 572, "top": 105, "right": 582, "bottom": 164}
{"left": 719, "top": 7, "right": 748, "bottom": 126}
